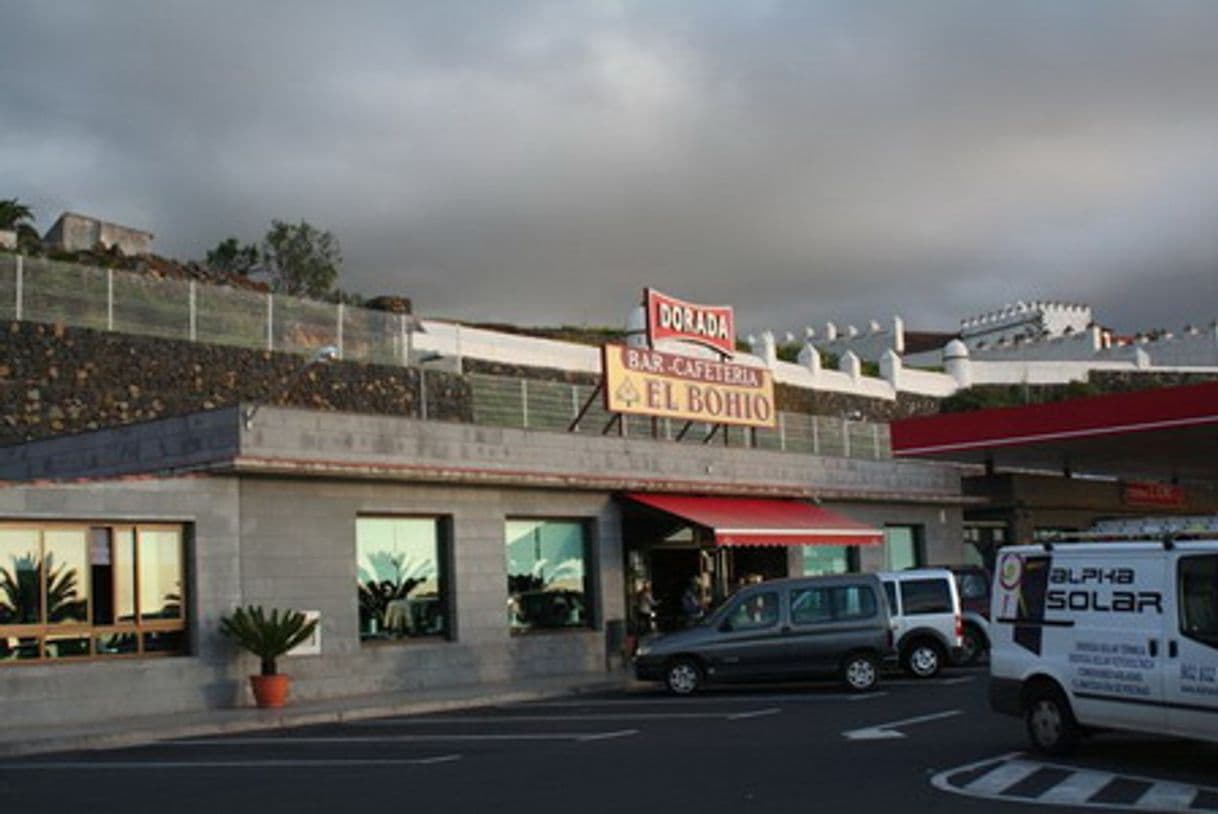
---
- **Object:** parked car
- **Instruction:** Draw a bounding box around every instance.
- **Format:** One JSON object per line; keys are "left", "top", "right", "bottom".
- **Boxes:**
{"left": 939, "top": 564, "right": 992, "bottom": 666}
{"left": 633, "top": 574, "right": 894, "bottom": 695}
{"left": 878, "top": 568, "right": 964, "bottom": 678}
{"left": 990, "top": 539, "right": 1218, "bottom": 754}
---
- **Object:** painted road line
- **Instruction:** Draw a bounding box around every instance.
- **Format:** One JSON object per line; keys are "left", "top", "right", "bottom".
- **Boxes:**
{"left": 1, "top": 755, "right": 462, "bottom": 770}
{"left": 960, "top": 759, "right": 1043, "bottom": 794}
{"left": 725, "top": 708, "right": 781, "bottom": 721}
{"left": 516, "top": 693, "right": 857, "bottom": 707}
{"left": 575, "top": 729, "right": 639, "bottom": 742}
{"left": 352, "top": 711, "right": 776, "bottom": 723}
{"left": 842, "top": 709, "right": 963, "bottom": 740}
{"left": 932, "top": 752, "right": 1218, "bottom": 811}
{"left": 175, "top": 732, "right": 634, "bottom": 744}
{"left": 882, "top": 675, "right": 975, "bottom": 687}
{"left": 848, "top": 692, "right": 887, "bottom": 702}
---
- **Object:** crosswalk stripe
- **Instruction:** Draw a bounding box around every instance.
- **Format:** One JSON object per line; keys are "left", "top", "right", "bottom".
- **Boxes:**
{"left": 962, "top": 759, "right": 1042, "bottom": 794}
{"left": 1137, "top": 780, "right": 1198, "bottom": 811}
{"left": 1038, "top": 769, "right": 1114, "bottom": 805}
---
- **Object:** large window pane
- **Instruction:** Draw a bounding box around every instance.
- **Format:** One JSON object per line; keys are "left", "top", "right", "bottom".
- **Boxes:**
{"left": 139, "top": 529, "right": 182, "bottom": 620}
{"left": 1179, "top": 555, "right": 1218, "bottom": 648}
{"left": 884, "top": 526, "right": 922, "bottom": 571}
{"left": 357, "top": 518, "right": 446, "bottom": 641}
{"left": 506, "top": 520, "right": 589, "bottom": 632}
{"left": 0, "top": 528, "right": 41, "bottom": 625}
{"left": 44, "top": 529, "right": 88, "bottom": 625}
{"left": 803, "top": 545, "right": 852, "bottom": 576}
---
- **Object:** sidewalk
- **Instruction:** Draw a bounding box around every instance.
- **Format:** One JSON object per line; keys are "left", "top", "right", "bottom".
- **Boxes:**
{"left": 0, "top": 671, "right": 631, "bottom": 758}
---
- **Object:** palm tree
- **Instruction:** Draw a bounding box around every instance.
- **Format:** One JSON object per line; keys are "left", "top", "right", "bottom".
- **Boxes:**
{"left": 0, "top": 198, "right": 33, "bottom": 230}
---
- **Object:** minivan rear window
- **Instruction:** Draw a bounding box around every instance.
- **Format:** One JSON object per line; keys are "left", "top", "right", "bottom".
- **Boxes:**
{"left": 899, "top": 579, "right": 952, "bottom": 614}
{"left": 791, "top": 585, "right": 877, "bottom": 625}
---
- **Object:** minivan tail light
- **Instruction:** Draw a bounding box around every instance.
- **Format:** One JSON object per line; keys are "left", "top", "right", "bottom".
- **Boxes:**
{"left": 955, "top": 613, "right": 963, "bottom": 642}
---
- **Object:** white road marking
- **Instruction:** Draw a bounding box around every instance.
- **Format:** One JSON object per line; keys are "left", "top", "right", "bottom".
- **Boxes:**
{"left": 1, "top": 755, "right": 462, "bottom": 770}
{"left": 352, "top": 711, "right": 774, "bottom": 723}
{"left": 849, "top": 692, "right": 887, "bottom": 702}
{"left": 575, "top": 729, "right": 639, "bottom": 742}
{"left": 932, "top": 752, "right": 1218, "bottom": 812}
{"left": 517, "top": 693, "right": 857, "bottom": 707}
{"left": 961, "top": 759, "right": 1042, "bottom": 794}
{"left": 175, "top": 732, "right": 626, "bottom": 744}
{"left": 1137, "top": 780, "right": 1199, "bottom": 811}
{"left": 842, "top": 709, "right": 963, "bottom": 740}
{"left": 882, "top": 675, "right": 975, "bottom": 687}
{"left": 1038, "top": 769, "right": 1116, "bottom": 805}
{"left": 725, "top": 708, "right": 781, "bottom": 721}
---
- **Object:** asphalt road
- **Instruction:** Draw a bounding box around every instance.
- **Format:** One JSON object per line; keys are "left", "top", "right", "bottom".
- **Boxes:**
{"left": 3, "top": 667, "right": 1218, "bottom": 813}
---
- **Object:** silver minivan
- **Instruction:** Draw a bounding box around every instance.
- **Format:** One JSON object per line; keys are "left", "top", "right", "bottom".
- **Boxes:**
{"left": 633, "top": 574, "right": 894, "bottom": 695}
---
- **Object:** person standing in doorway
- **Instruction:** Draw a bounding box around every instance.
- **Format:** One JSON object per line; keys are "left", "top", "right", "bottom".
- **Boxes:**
{"left": 681, "top": 576, "right": 706, "bottom": 626}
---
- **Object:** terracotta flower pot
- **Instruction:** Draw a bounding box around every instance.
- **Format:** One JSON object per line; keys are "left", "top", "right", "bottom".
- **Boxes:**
{"left": 249, "top": 674, "right": 291, "bottom": 708}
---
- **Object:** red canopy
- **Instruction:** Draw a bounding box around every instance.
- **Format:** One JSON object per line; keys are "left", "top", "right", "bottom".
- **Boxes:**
{"left": 624, "top": 493, "right": 883, "bottom": 547}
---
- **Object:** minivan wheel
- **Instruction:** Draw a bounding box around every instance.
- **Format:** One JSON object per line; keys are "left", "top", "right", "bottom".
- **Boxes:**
{"left": 841, "top": 653, "right": 879, "bottom": 692}
{"left": 904, "top": 640, "right": 943, "bottom": 678}
{"left": 664, "top": 657, "right": 703, "bottom": 696}
{"left": 1025, "top": 688, "right": 1078, "bottom": 755}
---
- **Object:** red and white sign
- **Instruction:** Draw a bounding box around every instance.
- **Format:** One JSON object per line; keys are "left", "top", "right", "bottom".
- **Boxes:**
{"left": 1122, "top": 481, "right": 1186, "bottom": 509}
{"left": 645, "top": 288, "right": 735, "bottom": 357}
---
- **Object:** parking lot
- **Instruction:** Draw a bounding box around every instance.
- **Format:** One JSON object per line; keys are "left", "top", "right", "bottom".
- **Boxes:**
{"left": 3, "top": 668, "right": 1217, "bottom": 813}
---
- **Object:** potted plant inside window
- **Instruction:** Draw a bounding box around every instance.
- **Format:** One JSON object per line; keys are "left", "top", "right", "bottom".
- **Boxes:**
{"left": 220, "top": 605, "right": 319, "bottom": 709}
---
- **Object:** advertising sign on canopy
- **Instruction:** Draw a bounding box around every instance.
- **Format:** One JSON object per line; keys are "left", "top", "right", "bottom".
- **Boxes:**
{"left": 645, "top": 288, "right": 736, "bottom": 357}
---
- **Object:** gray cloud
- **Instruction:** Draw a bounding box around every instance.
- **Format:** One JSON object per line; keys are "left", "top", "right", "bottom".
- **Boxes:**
{"left": 3, "top": 1, "right": 1218, "bottom": 337}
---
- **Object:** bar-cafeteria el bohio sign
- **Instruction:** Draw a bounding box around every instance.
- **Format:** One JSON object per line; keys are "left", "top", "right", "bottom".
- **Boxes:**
{"left": 602, "top": 288, "right": 776, "bottom": 428}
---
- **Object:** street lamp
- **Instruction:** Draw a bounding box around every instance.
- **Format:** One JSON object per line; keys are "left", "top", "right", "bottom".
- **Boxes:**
{"left": 242, "top": 344, "right": 340, "bottom": 429}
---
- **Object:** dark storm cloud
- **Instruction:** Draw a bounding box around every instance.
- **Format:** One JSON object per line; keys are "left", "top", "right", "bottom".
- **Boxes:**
{"left": 3, "top": 1, "right": 1218, "bottom": 336}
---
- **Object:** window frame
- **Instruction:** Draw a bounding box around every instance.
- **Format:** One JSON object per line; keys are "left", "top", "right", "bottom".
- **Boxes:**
{"left": 505, "top": 516, "right": 596, "bottom": 635}
{"left": 355, "top": 514, "right": 453, "bottom": 645}
{"left": 0, "top": 521, "right": 188, "bottom": 665}
{"left": 1177, "top": 553, "right": 1218, "bottom": 650}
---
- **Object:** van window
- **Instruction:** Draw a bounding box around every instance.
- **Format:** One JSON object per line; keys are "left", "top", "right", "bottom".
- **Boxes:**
{"left": 957, "top": 572, "right": 989, "bottom": 601}
{"left": 725, "top": 591, "right": 779, "bottom": 631}
{"left": 899, "top": 579, "right": 952, "bottom": 615}
{"left": 1179, "top": 555, "right": 1218, "bottom": 648}
{"left": 791, "top": 585, "right": 877, "bottom": 625}
{"left": 883, "top": 581, "right": 898, "bottom": 613}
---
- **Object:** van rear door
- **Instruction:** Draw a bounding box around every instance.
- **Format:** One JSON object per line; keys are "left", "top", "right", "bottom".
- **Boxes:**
{"left": 1163, "top": 550, "right": 1218, "bottom": 742}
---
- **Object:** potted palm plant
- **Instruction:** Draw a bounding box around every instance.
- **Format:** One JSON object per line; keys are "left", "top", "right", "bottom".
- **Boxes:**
{"left": 220, "top": 605, "right": 319, "bottom": 709}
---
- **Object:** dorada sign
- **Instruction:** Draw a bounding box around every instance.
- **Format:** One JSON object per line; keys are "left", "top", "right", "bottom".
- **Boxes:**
{"left": 602, "top": 344, "right": 776, "bottom": 428}
{"left": 645, "top": 288, "right": 735, "bottom": 357}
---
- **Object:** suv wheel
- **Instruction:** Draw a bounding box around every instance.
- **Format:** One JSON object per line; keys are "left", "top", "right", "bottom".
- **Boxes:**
{"left": 958, "top": 624, "right": 986, "bottom": 666}
{"left": 664, "top": 657, "right": 703, "bottom": 696}
{"left": 1025, "top": 687, "right": 1079, "bottom": 755}
{"left": 904, "top": 640, "right": 944, "bottom": 678}
{"left": 841, "top": 653, "right": 879, "bottom": 692}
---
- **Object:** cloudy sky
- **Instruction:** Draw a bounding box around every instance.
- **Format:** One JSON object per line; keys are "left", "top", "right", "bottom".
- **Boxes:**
{"left": 3, "top": 2, "right": 1218, "bottom": 337}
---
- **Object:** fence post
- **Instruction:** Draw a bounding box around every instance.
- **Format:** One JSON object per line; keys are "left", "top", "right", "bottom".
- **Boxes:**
{"left": 189, "top": 281, "right": 197, "bottom": 341}
{"left": 842, "top": 418, "right": 851, "bottom": 458}
{"left": 107, "top": 268, "right": 114, "bottom": 331}
{"left": 399, "top": 313, "right": 408, "bottom": 366}
{"left": 570, "top": 384, "right": 579, "bottom": 424}
{"left": 520, "top": 379, "right": 529, "bottom": 428}
{"left": 811, "top": 415, "right": 819, "bottom": 455}
{"left": 336, "top": 303, "right": 345, "bottom": 359}
{"left": 778, "top": 412, "right": 786, "bottom": 451}
{"left": 265, "top": 293, "right": 274, "bottom": 351}
{"left": 14, "top": 255, "right": 22, "bottom": 321}
{"left": 873, "top": 423, "right": 881, "bottom": 459}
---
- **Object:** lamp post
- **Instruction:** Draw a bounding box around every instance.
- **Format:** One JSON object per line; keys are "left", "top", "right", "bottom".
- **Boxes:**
{"left": 242, "top": 344, "right": 339, "bottom": 429}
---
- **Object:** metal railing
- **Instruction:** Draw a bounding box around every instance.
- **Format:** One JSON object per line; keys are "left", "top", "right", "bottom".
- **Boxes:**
{"left": 1, "top": 253, "right": 891, "bottom": 459}
{"left": 468, "top": 374, "right": 891, "bottom": 458}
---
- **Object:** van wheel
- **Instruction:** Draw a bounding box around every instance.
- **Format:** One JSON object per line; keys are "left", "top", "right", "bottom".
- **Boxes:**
{"left": 841, "top": 653, "right": 879, "bottom": 692}
{"left": 664, "top": 657, "right": 703, "bottom": 696}
{"left": 1025, "top": 688, "right": 1078, "bottom": 755}
{"left": 958, "top": 624, "right": 987, "bottom": 666}
{"left": 903, "top": 640, "right": 944, "bottom": 678}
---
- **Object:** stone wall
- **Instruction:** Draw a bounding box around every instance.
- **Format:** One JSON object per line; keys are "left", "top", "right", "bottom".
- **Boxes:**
{"left": 0, "top": 320, "right": 470, "bottom": 446}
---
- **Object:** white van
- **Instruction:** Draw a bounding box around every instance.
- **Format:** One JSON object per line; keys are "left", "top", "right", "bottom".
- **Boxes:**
{"left": 990, "top": 537, "right": 1218, "bottom": 754}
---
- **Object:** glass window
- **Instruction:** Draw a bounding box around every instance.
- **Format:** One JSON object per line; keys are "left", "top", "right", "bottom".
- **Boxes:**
{"left": 357, "top": 517, "right": 447, "bottom": 641}
{"left": 884, "top": 526, "right": 923, "bottom": 571}
{"left": 792, "top": 585, "right": 877, "bottom": 625}
{"left": 900, "top": 579, "right": 952, "bottom": 615}
{"left": 506, "top": 520, "right": 589, "bottom": 632}
{"left": 956, "top": 571, "right": 989, "bottom": 601}
{"left": 1179, "top": 555, "right": 1218, "bottom": 648}
{"left": 725, "top": 591, "right": 780, "bottom": 630}
{"left": 0, "top": 523, "right": 187, "bottom": 664}
{"left": 802, "top": 545, "right": 854, "bottom": 576}
{"left": 883, "top": 581, "right": 898, "bottom": 613}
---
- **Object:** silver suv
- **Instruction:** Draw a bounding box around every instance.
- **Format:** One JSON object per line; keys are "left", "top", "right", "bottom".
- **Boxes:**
{"left": 878, "top": 568, "right": 963, "bottom": 678}
{"left": 633, "top": 574, "right": 894, "bottom": 695}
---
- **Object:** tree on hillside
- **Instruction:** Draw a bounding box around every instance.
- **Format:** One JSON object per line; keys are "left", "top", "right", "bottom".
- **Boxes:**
{"left": 204, "top": 237, "right": 260, "bottom": 277}
{"left": 261, "top": 219, "right": 341, "bottom": 299}
{"left": 0, "top": 198, "right": 34, "bottom": 230}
